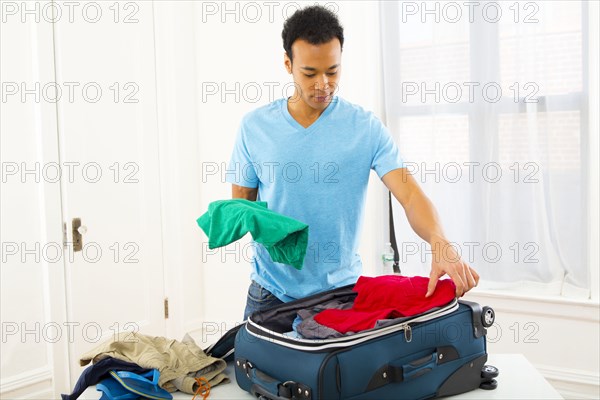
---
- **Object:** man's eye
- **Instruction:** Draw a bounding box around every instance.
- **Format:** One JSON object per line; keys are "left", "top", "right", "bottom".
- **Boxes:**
{"left": 304, "top": 72, "right": 337, "bottom": 78}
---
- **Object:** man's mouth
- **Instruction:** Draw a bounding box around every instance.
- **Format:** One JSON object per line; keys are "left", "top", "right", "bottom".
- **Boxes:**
{"left": 314, "top": 94, "right": 331, "bottom": 102}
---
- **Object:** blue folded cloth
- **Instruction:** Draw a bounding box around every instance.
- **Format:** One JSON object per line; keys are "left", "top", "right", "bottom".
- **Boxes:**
{"left": 61, "top": 357, "right": 152, "bottom": 400}
{"left": 108, "top": 370, "right": 172, "bottom": 400}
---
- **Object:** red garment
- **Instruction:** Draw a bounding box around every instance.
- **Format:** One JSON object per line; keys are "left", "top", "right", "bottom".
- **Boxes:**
{"left": 314, "top": 275, "right": 456, "bottom": 334}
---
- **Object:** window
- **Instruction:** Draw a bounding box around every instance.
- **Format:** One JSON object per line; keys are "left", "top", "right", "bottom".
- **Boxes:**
{"left": 381, "top": 1, "right": 591, "bottom": 297}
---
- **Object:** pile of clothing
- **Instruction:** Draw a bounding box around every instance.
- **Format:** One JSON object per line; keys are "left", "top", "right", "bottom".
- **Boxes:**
{"left": 62, "top": 332, "right": 228, "bottom": 400}
{"left": 286, "top": 275, "right": 457, "bottom": 339}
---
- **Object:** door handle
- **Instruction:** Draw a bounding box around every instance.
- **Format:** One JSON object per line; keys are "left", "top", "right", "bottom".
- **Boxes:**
{"left": 72, "top": 218, "right": 87, "bottom": 252}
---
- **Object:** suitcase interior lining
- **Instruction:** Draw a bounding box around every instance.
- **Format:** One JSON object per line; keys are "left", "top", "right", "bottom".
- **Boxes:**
{"left": 251, "top": 285, "right": 358, "bottom": 333}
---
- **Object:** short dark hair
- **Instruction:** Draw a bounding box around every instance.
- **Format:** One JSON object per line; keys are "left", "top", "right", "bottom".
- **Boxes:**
{"left": 282, "top": 5, "right": 344, "bottom": 61}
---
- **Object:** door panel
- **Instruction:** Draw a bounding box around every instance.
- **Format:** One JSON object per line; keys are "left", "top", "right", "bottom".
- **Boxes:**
{"left": 52, "top": 0, "right": 165, "bottom": 384}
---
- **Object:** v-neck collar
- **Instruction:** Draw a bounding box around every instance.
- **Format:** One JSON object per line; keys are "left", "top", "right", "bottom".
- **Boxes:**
{"left": 281, "top": 96, "right": 338, "bottom": 133}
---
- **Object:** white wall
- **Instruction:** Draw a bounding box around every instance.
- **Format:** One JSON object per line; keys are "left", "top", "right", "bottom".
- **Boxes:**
{"left": 152, "top": 0, "right": 205, "bottom": 342}
{"left": 466, "top": 291, "right": 600, "bottom": 399}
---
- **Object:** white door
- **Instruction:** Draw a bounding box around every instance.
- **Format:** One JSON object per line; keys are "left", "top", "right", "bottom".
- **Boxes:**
{"left": 51, "top": 0, "right": 166, "bottom": 384}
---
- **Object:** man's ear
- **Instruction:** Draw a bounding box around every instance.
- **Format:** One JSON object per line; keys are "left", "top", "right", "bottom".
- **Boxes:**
{"left": 284, "top": 52, "right": 292, "bottom": 74}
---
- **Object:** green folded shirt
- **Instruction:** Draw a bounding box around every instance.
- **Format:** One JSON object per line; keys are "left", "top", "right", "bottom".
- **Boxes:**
{"left": 197, "top": 199, "right": 308, "bottom": 270}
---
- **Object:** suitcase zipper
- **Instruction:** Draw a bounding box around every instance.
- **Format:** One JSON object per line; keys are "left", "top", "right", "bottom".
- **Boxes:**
{"left": 246, "top": 299, "right": 460, "bottom": 351}
{"left": 402, "top": 324, "right": 413, "bottom": 343}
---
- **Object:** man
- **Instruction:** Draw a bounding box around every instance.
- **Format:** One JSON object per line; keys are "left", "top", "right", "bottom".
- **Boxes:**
{"left": 227, "top": 5, "right": 479, "bottom": 320}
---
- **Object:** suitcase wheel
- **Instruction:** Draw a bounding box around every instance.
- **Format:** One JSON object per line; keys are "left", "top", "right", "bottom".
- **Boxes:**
{"left": 479, "top": 378, "right": 498, "bottom": 390}
{"left": 481, "top": 364, "right": 499, "bottom": 379}
{"left": 481, "top": 306, "right": 495, "bottom": 327}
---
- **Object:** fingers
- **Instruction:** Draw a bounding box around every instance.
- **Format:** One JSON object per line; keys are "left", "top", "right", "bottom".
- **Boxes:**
{"left": 448, "top": 269, "right": 466, "bottom": 298}
{"left": 428, "top": 262, "right": 480, "bottom": 298}
{"left": 466, "top": 265, "right": 478, "bottom": 289}
{"left": 471, "top": 266, "right": 480, "bottom": 286}
{"left": 425, "top": 271, "right": 440, "bottom": 298}
{"left": 457, "top": 264, "right": 479, "bottom": 296}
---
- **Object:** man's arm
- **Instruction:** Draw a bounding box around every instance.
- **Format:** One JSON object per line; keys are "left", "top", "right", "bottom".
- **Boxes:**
{"left": 382, "top": 168, "right": 479, "bottom": 297}
{"left": 232, "top": 184, "right": 258, "bottom": 201}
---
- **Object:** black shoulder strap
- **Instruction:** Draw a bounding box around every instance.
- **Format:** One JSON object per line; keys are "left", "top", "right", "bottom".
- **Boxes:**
{"left": 388, "top": 191, "right": 401, "bottom": 274}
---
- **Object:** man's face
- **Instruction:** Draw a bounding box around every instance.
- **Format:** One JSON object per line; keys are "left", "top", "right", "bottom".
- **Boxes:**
{"left": 284, "top": 38, "right": 342, "bottom": 111}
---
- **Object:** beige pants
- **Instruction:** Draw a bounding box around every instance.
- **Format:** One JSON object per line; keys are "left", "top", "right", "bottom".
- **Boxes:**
{"left": 80, "top": 332, "right": 229, "bottom": 394}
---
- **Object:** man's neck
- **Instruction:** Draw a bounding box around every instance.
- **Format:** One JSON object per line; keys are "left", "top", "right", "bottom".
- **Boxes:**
{"left": 287, "top": 96, "right": 326, "bottom": 127}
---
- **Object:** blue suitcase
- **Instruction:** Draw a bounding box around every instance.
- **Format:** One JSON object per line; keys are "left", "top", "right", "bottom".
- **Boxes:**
{"left": 230, "top": 284, "right": 498, "bottom": 400}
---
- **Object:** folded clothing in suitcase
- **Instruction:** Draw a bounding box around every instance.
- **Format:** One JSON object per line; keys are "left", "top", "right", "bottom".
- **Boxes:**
{"left": 232, "top": 284, "right": 497, "bottom": 400}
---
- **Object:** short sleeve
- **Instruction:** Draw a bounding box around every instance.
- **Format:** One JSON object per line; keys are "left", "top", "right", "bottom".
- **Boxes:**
{"left": 371, "top": 118, "right": 404, "bottom": 178}
{"left": 225, "top": 119, "right": 259, "bottom": 188}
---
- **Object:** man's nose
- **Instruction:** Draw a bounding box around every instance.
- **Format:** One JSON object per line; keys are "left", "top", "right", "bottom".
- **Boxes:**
{"left": 314, "top": 75, "right": 330, "bottom": 91}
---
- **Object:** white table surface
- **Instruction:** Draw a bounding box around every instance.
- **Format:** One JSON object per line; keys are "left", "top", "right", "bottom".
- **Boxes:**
{"left": 80, "top": 353, "right": 562, "bottom": 399}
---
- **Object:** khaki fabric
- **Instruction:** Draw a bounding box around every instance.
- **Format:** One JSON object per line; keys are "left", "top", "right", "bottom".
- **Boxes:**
{"left": 80, "top": 332, "right": 229, "bottom": 394}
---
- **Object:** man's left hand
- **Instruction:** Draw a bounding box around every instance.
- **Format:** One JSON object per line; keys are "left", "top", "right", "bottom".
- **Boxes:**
{"left": 425, "top": 236, "right": 479, "bottom": 298}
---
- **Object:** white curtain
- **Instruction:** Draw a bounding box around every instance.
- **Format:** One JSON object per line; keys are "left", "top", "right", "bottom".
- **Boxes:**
{"left": 380, "top": 0, "right": 590, "bottom": 298}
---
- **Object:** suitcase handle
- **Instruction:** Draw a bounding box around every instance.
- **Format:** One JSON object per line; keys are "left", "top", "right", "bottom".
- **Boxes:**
{"left": 238, "top": 359, "right": 312, "bottom": 400}
{"left": 249, "top": 366, "right": 284, "bottom": 399}
{"left": 402, "top": 352, "right": 437, "bottom": 380}
{"left": 366, "top": 346, "right": 460, "bottom": 392}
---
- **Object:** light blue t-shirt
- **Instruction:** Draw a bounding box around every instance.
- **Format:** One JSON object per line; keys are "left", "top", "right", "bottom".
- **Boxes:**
{"left": 226, "top": 96, "right": 404, "bottom": 301}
